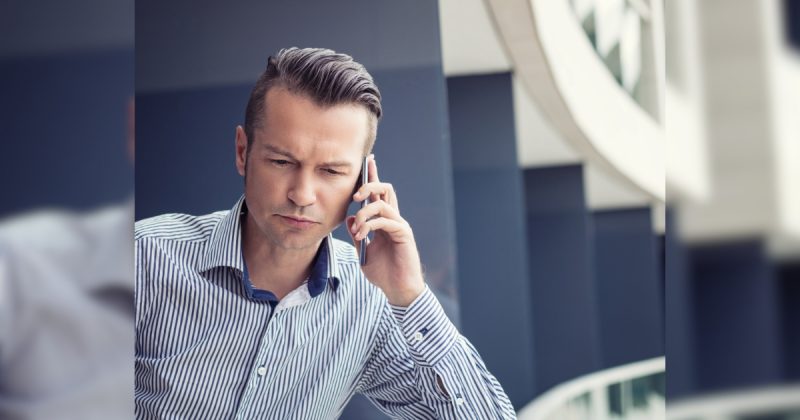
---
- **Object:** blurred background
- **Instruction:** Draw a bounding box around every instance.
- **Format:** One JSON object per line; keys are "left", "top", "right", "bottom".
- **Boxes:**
{"left": 1, "top": 0, "right": 798, "bottom": 419}
{"left": 665, "top": 0, "right": 800, "bottom": 419}
{"left": 0, "top": 0, "right": 134, "bottom": 418}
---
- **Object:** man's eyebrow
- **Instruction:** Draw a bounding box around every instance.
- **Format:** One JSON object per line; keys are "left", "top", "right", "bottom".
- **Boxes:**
{"left": 261, "top": 143, "right": 297, "bottom": 160}
{"left": 261, "top": 143, "right": 353, "bottom": 168}
{"left": 321, "top": 161, "right": 353, "bottom": 168}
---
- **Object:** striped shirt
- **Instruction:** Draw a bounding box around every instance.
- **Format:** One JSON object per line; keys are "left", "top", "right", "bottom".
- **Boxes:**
{"left": 134, "top": 195, "right": 515, "bottom": 419}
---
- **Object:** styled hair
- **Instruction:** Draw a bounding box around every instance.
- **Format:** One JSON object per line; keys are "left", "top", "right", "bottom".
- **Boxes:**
{"left": 244, "top": 47, "right": 382, "bottom": 155}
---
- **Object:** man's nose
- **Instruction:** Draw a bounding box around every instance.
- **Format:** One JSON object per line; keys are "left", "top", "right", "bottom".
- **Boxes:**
{"left": 287, "top": 171, "right": 317, "bottom": 207}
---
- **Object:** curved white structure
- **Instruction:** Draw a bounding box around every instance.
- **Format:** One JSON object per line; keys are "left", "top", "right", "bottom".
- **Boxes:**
{"left": 664, "top": 0, "right": 710, "bottom": 203}
{"left": 485, "top": 0, "right": 665, "bottom": 202}
{"left": 518, "top": 357, "right": 665, "bottom": 419}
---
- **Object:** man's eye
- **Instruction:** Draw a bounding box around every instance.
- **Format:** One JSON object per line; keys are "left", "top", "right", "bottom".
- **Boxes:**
{"left": 271, "top": 159, "right": 291, "bottom": 167}
{"left": 322, "top": 168, "right": 342, "bottom": 176}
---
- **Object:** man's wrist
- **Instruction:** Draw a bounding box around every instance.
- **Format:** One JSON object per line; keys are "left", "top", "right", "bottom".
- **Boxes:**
{"left": 384, "top": 280, "right": 426, "bottom": 307}
{"left": 389, "top": 285, "right": 460, "bottom": 367}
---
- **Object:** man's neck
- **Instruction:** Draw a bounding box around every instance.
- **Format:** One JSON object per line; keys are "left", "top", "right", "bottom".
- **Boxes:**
{"left": 241, "top": 213, "right": 321, "bottom": 300}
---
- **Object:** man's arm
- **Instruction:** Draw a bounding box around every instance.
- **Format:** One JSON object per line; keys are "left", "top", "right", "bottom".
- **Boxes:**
{"left": 356, "top": 285, "right": 515, "bottom": 419}
{"left": 346, "top": 155, "right": 514, "bottom": 418}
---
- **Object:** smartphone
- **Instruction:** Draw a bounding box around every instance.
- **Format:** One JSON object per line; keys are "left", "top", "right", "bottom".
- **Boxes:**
{"left": 358, "top": 156, "right": 369, "bottom": 266}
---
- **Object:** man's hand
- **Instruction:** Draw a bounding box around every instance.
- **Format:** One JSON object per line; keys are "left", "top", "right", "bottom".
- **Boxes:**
{"left": 346, "top": 155, "right": 425, "bottom": 307}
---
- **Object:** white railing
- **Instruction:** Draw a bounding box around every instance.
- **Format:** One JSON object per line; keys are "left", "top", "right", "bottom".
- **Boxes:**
{"left": 667, "top": 384, "right": 800, "bottom": 420}
{"left": 518, "top": 357, "right": 665, "bottom": 420}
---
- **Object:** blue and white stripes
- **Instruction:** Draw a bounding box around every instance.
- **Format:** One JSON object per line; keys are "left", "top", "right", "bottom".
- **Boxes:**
{"left": 135, "top": 196, "right": 515, "bottom": 419}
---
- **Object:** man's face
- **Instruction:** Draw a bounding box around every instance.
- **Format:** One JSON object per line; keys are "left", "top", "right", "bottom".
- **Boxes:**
{"left": 236, "top": 87, "right": 368, "bottom": 251}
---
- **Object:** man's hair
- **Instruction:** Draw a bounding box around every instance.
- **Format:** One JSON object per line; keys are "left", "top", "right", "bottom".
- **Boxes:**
{"left": 244, "top": 47, "right": 382, "bottom": 156}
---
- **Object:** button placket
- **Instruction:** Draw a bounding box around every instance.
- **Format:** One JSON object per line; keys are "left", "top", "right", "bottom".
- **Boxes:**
{"left": 235, "top": 308, "right": 281, "bottom": 419}
{"left": 255, "top": 311, "right": 281, "bottom": 379}
{"left": 255, "top": 312, "right": 285, "bottom": 380}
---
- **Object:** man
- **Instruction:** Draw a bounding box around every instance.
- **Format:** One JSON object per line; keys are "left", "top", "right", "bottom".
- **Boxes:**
{"left": 135, "top": 47, "right": 514, "bottom": 419}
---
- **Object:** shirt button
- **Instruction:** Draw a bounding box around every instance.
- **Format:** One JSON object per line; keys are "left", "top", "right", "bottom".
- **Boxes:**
{"left": 455, "top": 397, "right": 465, "bottom": 406}
{"left": 256, "top": 366, "right": 267, "bottom": 376}
{"left": 413, "top": 331, "right": 424, "bottom": 342}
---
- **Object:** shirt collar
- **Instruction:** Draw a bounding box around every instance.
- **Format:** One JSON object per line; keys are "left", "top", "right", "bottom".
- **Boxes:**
{"left": 198, "top": 195, "right": 246, "bottom": 273}
{"left": 199, "top": 195, "right": 341, "bottom": 292}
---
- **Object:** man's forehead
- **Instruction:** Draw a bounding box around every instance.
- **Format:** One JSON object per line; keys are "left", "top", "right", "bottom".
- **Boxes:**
{"left": 259, "top": 140, "right": 357, "bottom": 166}
{"left": 258, "top": 89, "right": 369, "bottom": 159}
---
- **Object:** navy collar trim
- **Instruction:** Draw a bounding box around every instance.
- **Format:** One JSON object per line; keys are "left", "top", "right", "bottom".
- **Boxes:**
{"left": 200, "top": 195, "right": 341, "bottom": 296}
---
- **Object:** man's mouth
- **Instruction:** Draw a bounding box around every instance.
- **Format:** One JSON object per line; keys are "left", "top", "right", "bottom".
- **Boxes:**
{"left": 277, "top": 215, "right": 318, "bottom": 229}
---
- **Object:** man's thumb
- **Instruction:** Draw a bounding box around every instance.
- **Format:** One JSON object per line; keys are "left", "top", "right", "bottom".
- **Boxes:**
{"left": 345, "top": 216, "right": 358, "bottom": 245}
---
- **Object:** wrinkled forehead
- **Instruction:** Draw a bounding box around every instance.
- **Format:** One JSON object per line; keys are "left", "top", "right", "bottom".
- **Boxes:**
{"left": 258, "top": 87, "right": 369, "bottom": 161}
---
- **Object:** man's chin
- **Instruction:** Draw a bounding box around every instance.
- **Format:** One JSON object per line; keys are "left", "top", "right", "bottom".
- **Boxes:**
{"left": 279, "top": 240, "right": 320, "bottom": 251}
{"left": 270, "top": 232, "right": 326, "bottom": 251}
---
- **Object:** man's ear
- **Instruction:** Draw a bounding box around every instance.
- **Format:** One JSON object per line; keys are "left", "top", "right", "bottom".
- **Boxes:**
{"left": 235, "top": 125, "right": 247, "bottom": 177}
{"left": 352, "top": 165, "right": 363, "bottom": 196}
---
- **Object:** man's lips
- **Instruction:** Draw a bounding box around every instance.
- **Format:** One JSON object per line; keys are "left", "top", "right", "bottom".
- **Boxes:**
{"left": 277, "top": 215, "right": 318, "bottom": 228}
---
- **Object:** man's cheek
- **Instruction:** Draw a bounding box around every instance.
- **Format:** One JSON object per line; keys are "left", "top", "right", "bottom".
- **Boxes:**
{"left": 340, "top": 194, "right": 355, "bottom": 220}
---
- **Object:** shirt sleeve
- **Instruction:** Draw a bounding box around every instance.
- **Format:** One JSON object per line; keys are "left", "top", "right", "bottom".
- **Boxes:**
{"left": 356, "top": 285, "right": 516, "bottom": 419}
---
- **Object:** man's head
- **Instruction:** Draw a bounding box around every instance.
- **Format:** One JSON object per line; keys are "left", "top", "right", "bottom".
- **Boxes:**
{"left": 235, "top": 47, "right": 382, "bottom": 251}
{"left": 244, "top": 47, "right": 382, "bottom": 159}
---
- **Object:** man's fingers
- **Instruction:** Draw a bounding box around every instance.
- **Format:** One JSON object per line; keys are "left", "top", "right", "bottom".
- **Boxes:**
{"left": 368, "top": 154, "right": 379, "bottom": 183}
{"left": 353, "top": 181, "right": 397, "bottom": 208}
{"left": 354, "top": 217, "right": 407, "bottom": 241}
{"left": 346, "top": 215, "right": 371, "bottom": 253}
{"left": 351, "top": 200, "right": 399, "bottom": 232}
{"left": 365, "top": 155, "right": 388, "bottom": 204}
{"left": 353, "top": 156, "right": 402, "bottom": 209}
